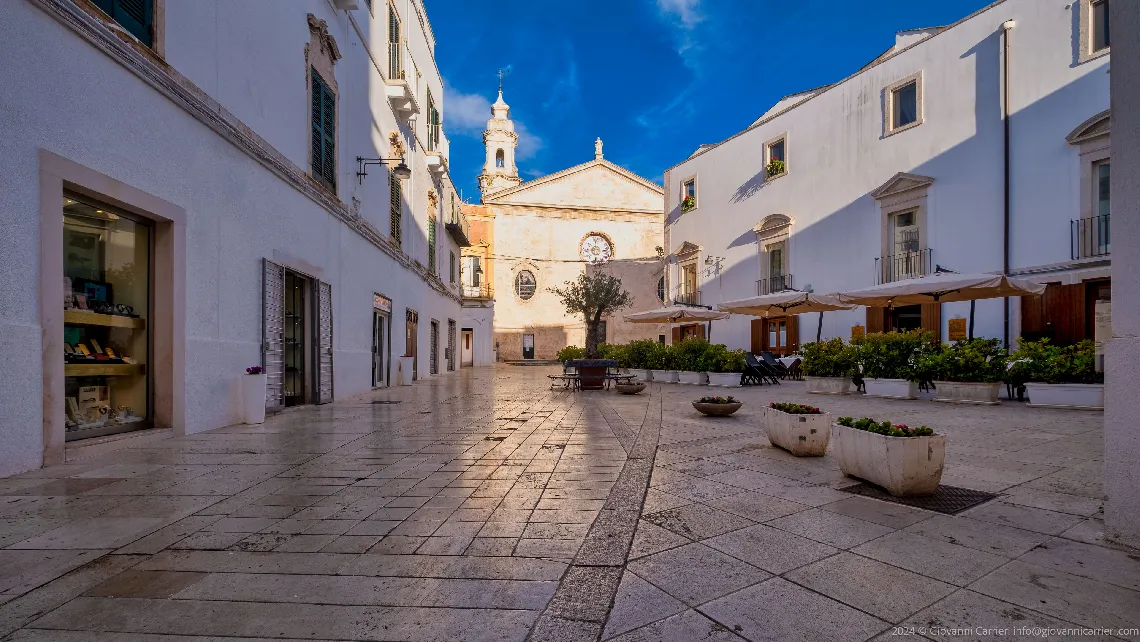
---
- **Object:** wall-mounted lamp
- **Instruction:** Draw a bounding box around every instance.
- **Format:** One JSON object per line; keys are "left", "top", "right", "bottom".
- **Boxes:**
{"left": 356, "top": 156, "right": 412, "bottom": 184}
{"left": 704, "top": 255, "right": 725, "bottom": 266}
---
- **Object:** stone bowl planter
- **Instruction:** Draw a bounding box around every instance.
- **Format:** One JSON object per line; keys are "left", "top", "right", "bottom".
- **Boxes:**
{"left": 805, "top": 376, "right": 852, "bottom": 395}
{"left": 615, "top": 382, "right": 646, "bottom": 395}
{"left": 1025, "top": 383, "right": 1104, "bottom": 410}
{"left": 630, "top": 369, "right": 652, "bottom": 382}
{"left": 933, "top": 381, "right": 1001, "bottom": 405}
{"left": 763, "top": 407, "right": 830, "bottom": 456}
{"left": 692, "top": 401, "right": 742, "bottom": 416}
{"left": 678, "top": 371, "right": 708, "bottom": 385}
{"left": 864, "top": 378, "right": 918, "bottom": 400}
{"left": 834, "top": 423, "right": 945, "bottom": 496}
{"left": 651, "top": 369, "right": 678, "bottom": 383}
{"left": 707, "top": 372, "right": 742, "bottom": 387}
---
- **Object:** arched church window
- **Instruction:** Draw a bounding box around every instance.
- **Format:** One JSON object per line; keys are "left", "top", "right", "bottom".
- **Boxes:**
{"left": 496, "top": 149, "right": 505, "bottom": 168}
{"left": 658, "top": 277, "right": 666, "bottom": 302}
{"left": 514, "top": 270, "right": 536, "bottom": 300}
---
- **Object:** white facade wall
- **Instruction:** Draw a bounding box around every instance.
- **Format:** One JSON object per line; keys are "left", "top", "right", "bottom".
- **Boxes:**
{"left": 664, "top": 0, "right": 1110, "bottom": 351}
{"left": 460, "top": 305, "right": 496, "bottom": 367}
{"left": 0, "top": 0, "right": 465, "bottom": 476}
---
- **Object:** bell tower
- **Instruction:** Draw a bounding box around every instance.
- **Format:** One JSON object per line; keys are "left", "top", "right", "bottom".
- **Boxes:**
{"left": 478, "top": 81, "right": 522, "bottom": 200}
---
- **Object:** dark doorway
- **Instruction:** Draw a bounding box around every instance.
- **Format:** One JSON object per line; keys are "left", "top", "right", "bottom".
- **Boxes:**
{"left": 522, "top": 333, "right": 535, "bottom": 360}
{"left": 892, "top": 305, "right": 923, "bottom": 332}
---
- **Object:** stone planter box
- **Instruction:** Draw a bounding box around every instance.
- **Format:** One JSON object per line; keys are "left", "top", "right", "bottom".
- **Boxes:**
{"left": 933, "top": 381, "right": 1001, "bottom": 405}
{"left": 805, "top": 376, "right": 852, "bottom": 395}
{"left": 630, "top": 369, "right": 652, "bottom": 382}
{"left": 864, "top": 378, "right": 918, "bottom": 400}
{"left": 708, "top": 372, "right": 742, "bottom": 387}
{"left": 678, "top": 371, "right": 708, "bottom": 385}
{"left": 834, "top": 423, "right": 946, "bottom": 496}
{"left": 651, "top": 370, "right": 678, "bottom": 383}
{"left": 1025, "top": 383, "right": 1104, "bottom": 410}
{"left": 763, "top": 407, "right": 830, "bottom": 457}
{"left": 692, "top": 401, "right": 742, "bottom": 416}
{"left": 615, "top": 382, "right": 646, "bottom": 395}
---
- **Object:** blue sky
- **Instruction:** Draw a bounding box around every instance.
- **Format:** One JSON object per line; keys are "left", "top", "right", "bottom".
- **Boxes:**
{"left": 429, "top": 0, "right": 995, "bottom": 201}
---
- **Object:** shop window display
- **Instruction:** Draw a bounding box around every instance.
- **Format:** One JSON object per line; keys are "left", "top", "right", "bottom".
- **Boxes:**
{"left": 62, "top": 193, "right": 150, "bottom": 440}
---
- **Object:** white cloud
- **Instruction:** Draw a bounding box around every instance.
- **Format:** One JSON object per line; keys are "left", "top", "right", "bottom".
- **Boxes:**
{"left": 514, "top": 121, "right": 545, "bottom": 162}
{"left": 656, "top": 0, "right": 703, "bottom": 29}
{"left": 443, "top": 81, "right": 545, "bottom": 162}
{"left": 653, "top": 0, "right": 705, "bottom": 71}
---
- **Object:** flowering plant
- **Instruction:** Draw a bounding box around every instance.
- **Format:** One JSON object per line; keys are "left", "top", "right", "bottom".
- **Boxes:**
{"left": 680, "top": 195, "right": 697, "bottom": 212}
{"left": 769, "top": 402, "right": 822, "bottom": 415}
{"left": 697, "top": 395, "right": 738, "bottom": 404}
{"left": 837, "top": 416, "right": 934, "bottom": 437}
{"left": 766, "top": 158, "right": 786, "bottom": 178}
{"left": 246, "top": 366, "right": 264, "bottom": 375}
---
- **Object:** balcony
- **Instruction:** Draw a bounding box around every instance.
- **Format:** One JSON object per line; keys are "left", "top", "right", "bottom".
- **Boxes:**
{"left": 385, "top": 43, "right": 421, "bottom": 117}
{"left": 462, "top": 283, "right": 494, "bottom": 301}
{"left": 426, "top": 129, "right": 449, "bottom": 178}
{"left": 1071, "top": 214, "right": 1110, "bottom": 260}
{"left": 445, "top": 207, "right": 470, "bottom": 247}
{"left": 875, "top": 248, "right": 932, "bottom": 284}
{"left": 674, "top": 291, "right": 702, "bottom": 306}
{"left": 757, "top": 274, "right": 794, "bottom": 296}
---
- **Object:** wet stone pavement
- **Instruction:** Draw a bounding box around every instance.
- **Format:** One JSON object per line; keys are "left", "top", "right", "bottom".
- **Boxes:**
{"left": 1, "top": 365, "right": 1138, "bottom": 642}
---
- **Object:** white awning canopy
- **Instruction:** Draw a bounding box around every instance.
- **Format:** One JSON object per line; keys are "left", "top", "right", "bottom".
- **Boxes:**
{"left": 836, "top": 273, "right": 1046, "bottom": 307}
{"left": 623, "top": 306, "right": 730, "bottom": 323}
{"left": 717, "top": 291, "right": 855, "bottom": 317}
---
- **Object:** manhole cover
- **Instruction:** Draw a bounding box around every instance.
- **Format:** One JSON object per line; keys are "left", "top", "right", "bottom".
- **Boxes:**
{"left": 840, "top": 483, "right": 998, "bottom": 515}
{"left": 372, "top": 400, "right": 402, "bottom": 405}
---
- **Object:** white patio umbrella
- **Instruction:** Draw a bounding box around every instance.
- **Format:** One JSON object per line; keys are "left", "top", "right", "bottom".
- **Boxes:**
{"left": 717, "top": 291, "right": 856, "bottom": 342}
{"left": 836, "top": 272, "right": 1046, "bottom": 339}
{"left": 624, "top": 305, "right": 729, "bottom": 341}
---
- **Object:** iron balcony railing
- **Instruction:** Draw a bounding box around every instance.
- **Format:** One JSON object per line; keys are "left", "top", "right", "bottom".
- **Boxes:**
{"left": 462, "top": 284, "right": 493, "bottom": 300}
{"left": 1071, "top": 214, "right": 1110, "bottom": 259}
{"left": 757, "top": 274, "right": 794, "bottom": 296}
{"left": 875, "top": 248, "right": 933, "bottom": 284}
{"left": 674, "top": 290, "right": 701, "bottom": 306}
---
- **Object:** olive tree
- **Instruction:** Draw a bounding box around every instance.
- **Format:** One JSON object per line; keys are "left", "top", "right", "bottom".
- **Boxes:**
{"left": 549, "top": 272, "right": 634, "bottom": 358}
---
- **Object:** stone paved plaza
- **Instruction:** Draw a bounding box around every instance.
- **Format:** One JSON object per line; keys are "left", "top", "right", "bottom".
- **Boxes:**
{"left": 0, "top": 365, "right": 1137, "bottom": 642}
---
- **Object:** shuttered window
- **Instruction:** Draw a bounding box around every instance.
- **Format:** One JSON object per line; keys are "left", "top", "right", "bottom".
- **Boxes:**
{"left": 427, "top": 217, "right": 437, "bottom": 273}
{"left": 390, "top": 174, "right": 402, "bottom": 245}
{"left": 426, "top": 91, "right": 440, "bottom": 152}
{"left": 93, "top": 0, "right": 152, "bottom": 47}
{"left": 310, "top": 69, "right": 336, "bottom": 190}
{"left": 388, "top": 6, "right": 402, "bottom": 79}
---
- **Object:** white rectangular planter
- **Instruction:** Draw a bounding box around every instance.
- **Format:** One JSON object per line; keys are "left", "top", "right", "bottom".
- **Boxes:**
{"left": 241, "top": 374, "right": 267, "bottom": 425}
{"left": 864, "top": 378, "right": 918, "bottom": 400}
{"left": 805, "top": 376, "right": 852, "bottom": 395}
{"left": 933, "top": 381, "right": 1001, "bottom": 405}
{"left": 834, "top": 423, "right": 946, "bottom": 496}
{"left": 708, "top": 372, "right": 742, "bottom": 387}
{"left": 678, "top": 371, "right": 708, "bottom": 385}
{"left": 630, "top": 369, "right": 652, "bottom": 382}
{"left": 1025, "top": 383, "right": 1104, "bottom": 410}
{"left": 651, "top": 370, "right": 678, "bottom": 383}
{"left": 764, "top": 407, "right": 830, "bottom": 456}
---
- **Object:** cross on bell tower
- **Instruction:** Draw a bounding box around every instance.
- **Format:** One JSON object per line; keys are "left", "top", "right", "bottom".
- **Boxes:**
{"left": 478, "top": 70, "right": 522, "bottom": 201}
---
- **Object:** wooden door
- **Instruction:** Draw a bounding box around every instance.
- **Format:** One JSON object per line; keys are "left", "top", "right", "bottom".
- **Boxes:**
{"left": 866, "top": 307, "right": 886, "bottom": 334}
{"left": 920, "top": 302, "right": 941, "bottom": 342}
{"left": 750, "top": 319, "right": 763, "bottom": 354}
{"left": 762, "top": 316, "right": 796, "bottom": 355}
{"left": 1020, "top": 283, "right": 1087, "bottom": 345}
{"left": 406, "top": 309, "right": 419, "bottom": 380}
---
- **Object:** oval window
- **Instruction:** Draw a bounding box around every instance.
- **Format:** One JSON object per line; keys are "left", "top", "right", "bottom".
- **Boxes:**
{"left": 515, "top": 270, "right": 537, "bottom": 300}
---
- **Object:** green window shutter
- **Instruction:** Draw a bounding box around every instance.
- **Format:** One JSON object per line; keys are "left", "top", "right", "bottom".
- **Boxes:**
{"left": 390, "top": 175, "right": 402, "bottom": 245}
{"left": 428, "top": 217, "right": 437, "bottom": 273}
{"left": 450, "top": 252, "right": 456, "bottom": 283}
{"left": 311, "top": 70, "right": 336, "bottom": 190}
{"left": 321, "top": 84, "right": 336, "bottom": 188}
{"left": 93, "top": 0, "right": 153, "bottom": 47}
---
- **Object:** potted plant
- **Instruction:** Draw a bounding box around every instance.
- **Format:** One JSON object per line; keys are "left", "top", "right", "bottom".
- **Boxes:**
{"left": 707, "top": 347, "right": 745, "bottom": 387}
{"left": 802, "top": 338, "right": 856, "bottom": 394}
{"left": 676, "top": 338, "right": 710, "bottom": 385}
{"left": 924, "top": 338, "right": 1007, "bottom": 404}
{"left": 764, "top": 402, "right": 830, "bottom": 456}
{"left": 766, "top": 158, "right": 786, "bottom": 179}
{"left": 692, "top": 395, "right": 742, "bottom": 416}
{"left": 242, "top": 366, "right": 267, "bottom": 425}
{"left": 1010, "top": 339, "right": 1104, "bottom": 410}
{"left": 680, "top": 195, "right": 696, "bottom": 213}
{"left": 853, "top": 330, "right": 932, "bottom": 400}
{"left": 626, "top": 339, "right": 656, "bottom": 381}
{"left": 834, "top": 416, "right": 945, "bottom": 496}
{"left": 648, "top": 341, "right": 678, "bottom": 383}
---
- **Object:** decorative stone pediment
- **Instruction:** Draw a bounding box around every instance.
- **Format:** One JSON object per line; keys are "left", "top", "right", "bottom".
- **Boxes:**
{"left": 1067, "top": 110, "right": 1111, "bottom": 145}
{"left": 673, "top": 241, "right": 701, "bottom": 258}
{"left": 483, "top": 160, "right": 663, "bottom": 212}
{"left": 306, "top": 14, "right": 342, "bottom": 64}
{"left": 753, "top": 214, "right": 793, "bottom": 241}
{"left": 870, "top": 172, "right": 935, "bottom": 200}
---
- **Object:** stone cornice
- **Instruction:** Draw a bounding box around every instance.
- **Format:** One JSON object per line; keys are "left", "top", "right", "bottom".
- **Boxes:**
{"left": 488, "top": 202, "right": 663, "bottom": 218}
{"left": 32, "top": 0, "right": 458, "bottom": 304}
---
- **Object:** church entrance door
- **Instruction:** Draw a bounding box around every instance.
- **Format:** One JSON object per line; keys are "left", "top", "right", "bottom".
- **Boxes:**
{"left": 522, "top": 334, "right": 535, "bottom": 360}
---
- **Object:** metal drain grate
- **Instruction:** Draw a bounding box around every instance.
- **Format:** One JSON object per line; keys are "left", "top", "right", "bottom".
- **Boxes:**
{"left": 840, "top": 483, "right": 998, "bottom": 515}
{"left": 372, "top": 400, "right": 402, "bottom": 405}
{"left": 484, "top": 436, "right": 507, "bottom": 442}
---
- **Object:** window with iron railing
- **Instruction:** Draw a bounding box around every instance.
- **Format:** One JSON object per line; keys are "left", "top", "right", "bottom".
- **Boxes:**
{"left": 757, "top": 274, "right": 794, "bottom": 295}
{"left": 388, "top": 6, "right": 403, "bottom": 80}
{"left": 875, "top": 248, "right": 932, "bottom": 284}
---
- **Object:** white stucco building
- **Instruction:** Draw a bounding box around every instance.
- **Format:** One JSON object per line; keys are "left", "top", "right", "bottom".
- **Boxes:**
{"left": 663, "top": 0, "right": 1112, "bottom": 355}
{"left": 0, "top": 0, "right": 470, "bottom": 476}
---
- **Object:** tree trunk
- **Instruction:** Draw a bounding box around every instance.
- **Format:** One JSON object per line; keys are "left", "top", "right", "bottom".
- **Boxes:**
{"left": 585, "top": 314, "right": 601, "bottom": 358}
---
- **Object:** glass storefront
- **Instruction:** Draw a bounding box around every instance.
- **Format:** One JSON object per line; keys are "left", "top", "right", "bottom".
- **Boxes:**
{"left": 62, "top": 193, "right": 151, "bottom": 440}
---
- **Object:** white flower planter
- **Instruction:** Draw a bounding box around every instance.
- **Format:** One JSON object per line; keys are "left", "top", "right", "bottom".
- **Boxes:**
{"left": 805, "top": 376, "right": 852, "bottom": 395}
{"left": 241, "top": 373, "right": 267, "bottom": 425}
{"left": 651, "top": 369, "right": 678, "bottom": 383}
{"left": 1025, "top": 383, "right": 1104, "bottom": 410}
{"left": 933, "top": 381, "right": 1001, "bottom": 405}
{"left": 397, "top": 356, "right": 415, "bottom": 386}
{"left": 834, "top": 423, "right": 946, "bottom": 496}
{"left": 708, "top": 372, "right": 742, "bottom": 387}
{"left": 864, "top": 378, "right": 918, "bottom": 400}
{"left": 678, "top": 371, "right": 708, "bottom": 385}
{"left": 630, "top": 369, "right": 652, "bottom": 382}
{"left": 763, "top": 407, "right": 830, "bottom": 457}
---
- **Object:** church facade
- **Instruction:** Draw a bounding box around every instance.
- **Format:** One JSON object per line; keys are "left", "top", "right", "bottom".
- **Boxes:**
{"left": 462, "top": 91, "right": 667, "bottom": 361}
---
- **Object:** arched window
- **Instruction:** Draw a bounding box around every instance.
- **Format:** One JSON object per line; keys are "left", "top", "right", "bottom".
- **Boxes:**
{"left": 495, "top": 149, "right": 505, "bottom": 168}
{"left": 514, "top": 270, "right": 536, "bottom": 300}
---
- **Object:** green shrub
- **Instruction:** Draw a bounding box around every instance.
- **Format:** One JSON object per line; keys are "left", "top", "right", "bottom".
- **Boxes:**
{"left": 1008, "top": 338, "right": 1102, "bottom": 385}
{"left": 919, "top": 338, "right": 1007, "bottom": 383}
{"left": 836, "top": 416, "right": 935, "bottom": 437}
{"left": 852, "top": 330, "right": 933, "bottom": 381}
{"left": 769, "top": 402, "right": 822, "bottom": 414}
{"left": 556, "top": 345, "right": 585, "bottom": 362}
{"left": 646, "top": 341, "right": 674, "bottom": 370}
{"left": 624, "top": 339, "right": 658, "bottom": 370}
{"left": 697, "top": 395, "right": 737, "bottom": 404}
{"left": 598, "top": 343, "right": 630, "bottom": 368}
{"left": 673, "top": 338, "right": 711, "bottom": 372}
{"left": 716, "top": 349, "right": 747, "bottom": 374}
{"left": 801, "top": 338, "right": 856, "bottom": 378}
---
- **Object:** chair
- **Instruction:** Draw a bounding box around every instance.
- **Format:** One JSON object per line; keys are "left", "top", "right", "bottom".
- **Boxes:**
{"left": 760, "top": 352, "right": 792, "bottom": 380}
{"left": 745, "top": 353, "right": 780, "bottom": 385}
{"left": 786, "top": 357, "right": 803, "bottom": 381}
